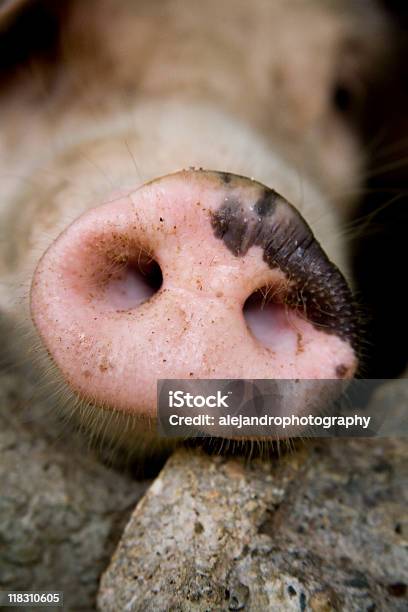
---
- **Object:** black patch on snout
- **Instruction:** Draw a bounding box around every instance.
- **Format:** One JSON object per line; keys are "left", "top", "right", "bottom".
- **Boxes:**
{"left": 254, "top": 189, "right": 278, "bottom": 217}
{"left": 211, "top": 199, "right": 251, "bottom": 256}
{"left": 210, "top": 182, "right": 359, "bottom": 352}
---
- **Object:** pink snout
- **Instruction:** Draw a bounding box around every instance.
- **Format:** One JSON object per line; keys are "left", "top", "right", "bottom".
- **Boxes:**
{"left": 30, "top": 170, "right": 358, "bottom": 422}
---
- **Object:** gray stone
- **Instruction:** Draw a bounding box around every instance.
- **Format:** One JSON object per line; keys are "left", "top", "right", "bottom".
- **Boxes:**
{"left": 98, "top": 381, "right": 408, "bottom": 611}
{"left": 0, "top": 369, "right": 151, "bottom": 612}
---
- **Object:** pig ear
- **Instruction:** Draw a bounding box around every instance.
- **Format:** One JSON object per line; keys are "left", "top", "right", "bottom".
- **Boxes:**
{"left": 0, "top": 0, "right": 67, "bottom": 78}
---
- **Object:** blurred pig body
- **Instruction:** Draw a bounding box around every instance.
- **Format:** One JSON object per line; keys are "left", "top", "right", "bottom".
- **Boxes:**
{"left": 0, "top": 0, "right": 390, "bottom": 447}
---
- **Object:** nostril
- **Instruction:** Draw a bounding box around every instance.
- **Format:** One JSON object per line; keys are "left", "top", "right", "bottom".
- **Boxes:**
{"left": 75, "top": 239, "right": 163, "bottom": 312}
{"left": 102, "top": 255, "right": 163, "bottom": 310}
{"left": 243, "top": 287, "right": 294, "bottom": 350}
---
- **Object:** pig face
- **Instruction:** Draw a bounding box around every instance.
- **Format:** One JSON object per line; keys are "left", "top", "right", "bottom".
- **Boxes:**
{"left": 0, "top": 0, "right": 392, "bottom": 446}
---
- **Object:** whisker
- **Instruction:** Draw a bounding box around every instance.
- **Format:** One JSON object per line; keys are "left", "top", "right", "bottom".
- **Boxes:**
{"left": 124, "top": 139, "right": 143, "bottom": 183}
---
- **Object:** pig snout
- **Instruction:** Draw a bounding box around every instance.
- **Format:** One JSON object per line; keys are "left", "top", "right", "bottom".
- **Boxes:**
{"left": 30, "top": 169, "right": 358, "bottom": 423}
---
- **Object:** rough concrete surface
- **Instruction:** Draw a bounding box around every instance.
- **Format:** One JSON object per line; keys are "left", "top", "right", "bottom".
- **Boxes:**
{"left": 98, "top": 380, "right": 408, "bottom": 611}
{"left": 0, "top": 367, "right": 151, "bottom": 612}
